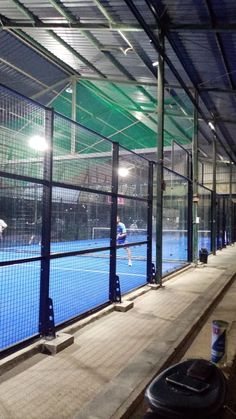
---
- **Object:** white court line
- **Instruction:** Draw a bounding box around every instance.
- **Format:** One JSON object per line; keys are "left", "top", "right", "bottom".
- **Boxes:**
{"left": 1, "top": 263, "right": 146, "bottom": 278}
{"left": 50, "top": 266, "right": 146, "bottom": 277}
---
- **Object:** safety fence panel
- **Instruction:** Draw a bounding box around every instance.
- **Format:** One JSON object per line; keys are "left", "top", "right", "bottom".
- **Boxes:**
{"left": 162, "top": 168, "right": 189, "bottom": 275}
{"left": 117, "top": 147, "right": 150, "bottom": 293}
{"left": 0, "top": 85, "right": 46, "bottom": 350}
{"left": 50, "top": 187, "right": 111, "bottom": 252}
{"left": 118, "top": 147, "right": 149, "bottom": 199}
{"left": 117, "top": 244, "right": 147, "bottom": 295}
{"left": 171, "top": 141, "right": 190, "bottom": 179}
{"left": 0, "top": 86, "right": 45, "bottom": 179}
{"left": 0, "top": 260, "right": 41, "bottom": 351}
{"left": 49, "top": 254, "right": 110, "bottom": 326}
{"left": 216, "top": 194, "right": 233, "bottom": 250}
{"left": 198, "top": 185, "right": 212, "bottom": 253}
{"left": 53, "top": 114, "right": 113, "bottom": 192}
{"left": 0, "top": 178, "right": 43, "bottom": 260}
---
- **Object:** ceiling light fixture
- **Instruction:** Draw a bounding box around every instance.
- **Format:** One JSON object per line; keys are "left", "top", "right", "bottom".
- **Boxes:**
{"left": 66, "top": 86, "right": 73, "bottom": 94}
{"left": 208, "top": 121, "right": 215, "bottom": 131}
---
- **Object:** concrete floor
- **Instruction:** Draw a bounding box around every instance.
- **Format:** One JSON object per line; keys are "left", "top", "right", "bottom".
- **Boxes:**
{"left": 0, "top": 246, "right": 236, "bottom": 419}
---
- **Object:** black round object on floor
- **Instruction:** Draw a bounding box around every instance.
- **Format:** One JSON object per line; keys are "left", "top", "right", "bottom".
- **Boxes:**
{"left": 145, "top": 359, "right": 226, "bottom": 419}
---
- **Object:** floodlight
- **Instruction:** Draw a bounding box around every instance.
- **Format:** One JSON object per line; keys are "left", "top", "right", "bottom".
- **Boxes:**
{"left": 118, "top": 167, "right": 129, "bottom": 177}
{"left": 152, "top": 61, "right": 159, "bottom": 67}
{"left": 208, "top": 121, "right": 215, "bottom": 131}
{"left": 29, "top": 135, "right": 48, "bottom": 152}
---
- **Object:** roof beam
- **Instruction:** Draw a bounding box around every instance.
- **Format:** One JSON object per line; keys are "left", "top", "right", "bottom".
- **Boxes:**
{"left": 204, "top": 0, "right": 235, "bottom": 90}
{"left": 46, "top": 0, "right": 190, "bottom": 142}
{"left": 6, "top": 2, "right": 106, "bottom": 77}
{"left": 76, "top": 76, "right": 157, "bottom": 87}
{"left": 142, "top": 0, "right": 236, "bottom": 162}
{"left": 124, "top": 0, "right": 213, "bottom": 148}
{"left": 0, "top": 57, "right": 52, "bottom": 89}
{"left": 124, "top": 0, "right": 203, "bottom": 117}
{"left": 0, "top": 19, "right": 148, "bottom": 32}
{"left": 216, "top": 118, "right": 236, "bottom": 125}
{"left": 7, "top": 27, "right": 78, "bottom": 76}
{"left": 169, "top": 24, "right": 236, "bottom": 32}
{"left": 31, "top": 77, "right": 71, "bottom": 99}
{"left": 167, "top": 84, "right": 236, "bottom": 95}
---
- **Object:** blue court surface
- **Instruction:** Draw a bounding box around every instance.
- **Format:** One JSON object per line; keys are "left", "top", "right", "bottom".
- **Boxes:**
{"left": 0, "top": 231, "right": 211, "bottom": 351}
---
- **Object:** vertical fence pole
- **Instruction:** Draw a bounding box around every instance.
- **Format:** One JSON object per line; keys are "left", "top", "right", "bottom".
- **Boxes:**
{"left": 147, "top": 161, "right": 153, "bottom": 282}
{"left": 156, "top": 29, "right": 165, "bottom": 285}
{"left": 39, "top": 108, "right": 54, "bottom": 338}
{"left": 188, "top": 158, "right": 193, "bottom": 262}
{"left": 71, "top": 76, "right": 76, "bottom": 154}
{"left": 229, "top": 162, "right": 233, "bottom": 244}
{"left": 212, "top": 133, "right": 217, "bottom": 255}
{"left": 222, "top": 196, "right": 226, "bottom": 248}
{"left": 192, "top": 91, "right": 199, "bottom": 264}
{"left": 109, "top": 142, "right": 119, "bottom": 302}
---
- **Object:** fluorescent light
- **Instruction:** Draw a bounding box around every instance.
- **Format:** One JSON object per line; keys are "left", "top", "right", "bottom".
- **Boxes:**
{"left": 152, "top": 61, "right": 159, "bottom": 67}
{"left": 66, "top": 86, "right": 73, "bottom": 94}
{"left": 208, "top": 121, "right": 215, "bottom": 131}
{"left": 29, "top": 135, "right": 48, "bottom": 152}
{"left": 118, "top": 167, "right": 129, "bottom": 177}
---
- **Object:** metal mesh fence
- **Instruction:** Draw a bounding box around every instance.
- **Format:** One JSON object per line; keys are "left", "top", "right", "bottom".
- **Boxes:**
{"left": 53, "top": 114, "right": 113, "bottom": 191}
{"left": 0, "top": 86, "right": 45, "bottom": 179}
{"left": 0, "top": 84, "right": 151, "bottom": 351}
{"left": 1, "top": 83, "right": 229, "bottom": 353}
{"left": 0, "top": 261, "right": 40, "bottom": 351}
{"left": 171, "top": 141, "right": 190, "bottom": 179}
{"left": 49, "top": 254, "right": 110, "bottom": 325}
{"left": 118, "top": 147, "right": 149, "bottom": 199}
{"left": 198, "top": 185, "right": 212, "bottom": 253}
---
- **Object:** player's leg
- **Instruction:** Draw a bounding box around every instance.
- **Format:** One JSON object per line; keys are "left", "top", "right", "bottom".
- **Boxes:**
{"left": 29, "top": 234, "right": 35, "bottom": 244}
{"left": 126, "top": 246, "right": 132, "bottom": 266}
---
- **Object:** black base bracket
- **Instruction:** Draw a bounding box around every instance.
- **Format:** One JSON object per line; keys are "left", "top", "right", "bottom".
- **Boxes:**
{"left": 149, "top": 263, "right": 157, "bottom": 284}
{"left": 111, "top": 275, "right": 121, "bottom": 303}
{"left": 45, "top": 297, "right": 56, "bottom": 340}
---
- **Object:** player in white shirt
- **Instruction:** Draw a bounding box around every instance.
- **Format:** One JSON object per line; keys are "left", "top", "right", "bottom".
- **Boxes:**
{"left": 117, "top": 216, "right": 132, "bottom": 266}
{"left": 0, "top": 219, "right": 7, "bottom": 241}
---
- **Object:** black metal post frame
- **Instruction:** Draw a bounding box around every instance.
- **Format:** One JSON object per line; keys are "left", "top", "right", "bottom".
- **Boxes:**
{"left": 39, "top": 108, "right": 55, "bottom": 338}
{"left": 109, "top": 142, "right": 119, "bottom": 302}
{"left": 147, "top": 162, "right": 154, "bottom": 283}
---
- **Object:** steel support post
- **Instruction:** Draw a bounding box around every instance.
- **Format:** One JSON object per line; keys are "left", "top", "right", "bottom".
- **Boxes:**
{"left": 192, "top": 91, "right": 199, "bottom": 264}
{"left": 187, "top": 154, "right": 193, "bottom": 262}
{"left": 147, "top": 161, "right": 154, "bottom": 282}
{"left": 155, "top": 30, "right": 165, "bottom": 285}
{"left": 229, "top": 162, "right": 233, "bottom": 244}
{"left": 39, "top": 108, "right": 55, "bottom": 338}
{"left": 212, "top": 133, "right": 217, "bottom": 255}
{"left": 109, "top": 142, "right": 120, "bottom": 302}
{"left": 71, "top": 76, "right": 77, "bottom": 153}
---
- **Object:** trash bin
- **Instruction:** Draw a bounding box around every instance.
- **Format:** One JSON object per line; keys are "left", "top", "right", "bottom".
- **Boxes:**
{"left": 145, "top": 359, "right": 226, "bottom": 419}
{"left": 199, "top": 248, "right": 208, "bottom": 263}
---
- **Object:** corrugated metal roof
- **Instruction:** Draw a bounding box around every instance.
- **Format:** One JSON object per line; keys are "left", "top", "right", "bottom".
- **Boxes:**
{"left": 1, "top": 0, "right": 236, "bottom": 160}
